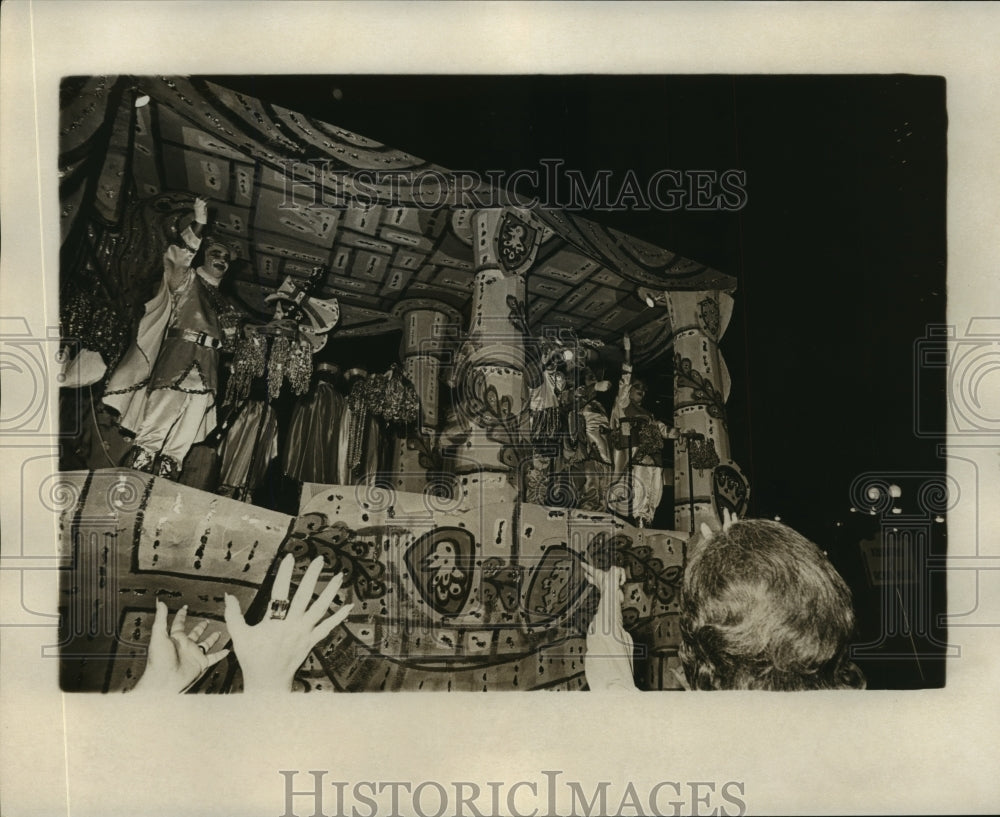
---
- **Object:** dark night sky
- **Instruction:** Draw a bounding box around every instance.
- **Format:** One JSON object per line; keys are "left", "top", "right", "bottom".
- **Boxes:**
{"left": 203, "top": 74, "right": 948, "bottom": 547}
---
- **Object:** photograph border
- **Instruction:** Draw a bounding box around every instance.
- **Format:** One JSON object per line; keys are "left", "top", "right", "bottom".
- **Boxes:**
{"left": 2, "top": 2, "right": 999, "bottom": 815}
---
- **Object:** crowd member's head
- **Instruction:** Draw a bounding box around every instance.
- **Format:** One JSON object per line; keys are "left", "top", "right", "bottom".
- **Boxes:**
{"left": 679, "top": 518, "right": 865, "bottom": 690}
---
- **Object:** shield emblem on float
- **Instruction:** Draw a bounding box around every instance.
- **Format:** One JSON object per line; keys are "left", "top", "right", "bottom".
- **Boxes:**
{"left": 404, "top": 527, "right": 477, "bottom": 616}
{"left": 523, "top": 545, "right": 588, "bottom": 628}
{"left": 713, "top": 463, "right": 750, "bottom": 522}
{"left": 496, "top": 212, "right": 538, "bottom": 273}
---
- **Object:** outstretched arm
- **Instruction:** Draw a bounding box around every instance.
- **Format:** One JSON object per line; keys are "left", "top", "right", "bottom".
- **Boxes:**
{"left": 611, "top": 334, "right": 633, "bottom": 424}
{"left": 581, "top": 561, "right": 638, "bottom": 691}
{"left": 164, "top": 196, "right": 209, "bottom": 291}
{"left": 686, "top": 508, "right": 737, "bottom": 558}
{"left": 131, "top": 601, "right": 230, "bottom": 694}
{"left": 224, "top": 554, "right": 353, "bottom": 693}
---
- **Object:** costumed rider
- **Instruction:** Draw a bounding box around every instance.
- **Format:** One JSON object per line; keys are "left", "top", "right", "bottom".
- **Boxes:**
{"left": 574, "top": 363, "right": 614, "bottom": 512}
{"left": 609, "top": 333, "right": 680, "bottom": 527}
{"left": 104, "top": 196, "right": 242, "bottom": 480}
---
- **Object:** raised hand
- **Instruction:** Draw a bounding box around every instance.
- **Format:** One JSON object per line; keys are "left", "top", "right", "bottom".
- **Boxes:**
{"left": 193, "top": 196, "right": 209, "bottom": 225}
{"left": 580, "top": 561, "right": 637, "bottom": 691}
{"left": 224, "top": 554, "right": 353, "bottom": 693}
{"left": 699, "top": 507, "right": 736, "bottom": 541}
{"left": 690, "top": 508, "right": 738, "bottom": 557}
{"left": 132, "top": 601, "right": 229, "bottom": 694}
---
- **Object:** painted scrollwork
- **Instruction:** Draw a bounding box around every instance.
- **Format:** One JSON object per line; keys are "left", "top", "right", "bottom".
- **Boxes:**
{"left": 460, "top": 365, "right": 535, "bottom": 490}
{"left": 283, "top": 513, "right": 387, "bottom": 599}
{"left": 697, "top": 296, "right": 721, "bottom": 338}
{"left": 586, "top": 532, "right": 683, "bottom": 609}
{"left": 506, "top": 294, "right": 529, "bottom": 336}
{"left": 674, "top": 353, "right": 728, "bottom": 425}
{"left": 481, "top": 556, "right": 524, "bottom": 614}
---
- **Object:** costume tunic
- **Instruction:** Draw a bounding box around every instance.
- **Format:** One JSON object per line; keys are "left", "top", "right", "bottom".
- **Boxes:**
{"left": 578, "top": 397, "right": 613, "bottom": 512}
{"left": 103, "top": 226, "right": 231, "bottom": 469}
{"left": 609, "top": 367, "right": 669, "bottom": 525}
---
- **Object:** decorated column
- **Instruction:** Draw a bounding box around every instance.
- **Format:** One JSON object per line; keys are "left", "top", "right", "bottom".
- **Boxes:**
{"left": 642, "top": 288, "right": 750, "bottom": 532}
{"left": 451, "top": 208, "right": 541, "bottom": 478}
{"left": 390, "top": 299, "right": 461, "bottom": 491}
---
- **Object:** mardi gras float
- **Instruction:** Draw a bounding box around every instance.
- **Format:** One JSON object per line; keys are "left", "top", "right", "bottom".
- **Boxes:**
{"left": 56, "top": 76, "right": 749, "bottom": 691}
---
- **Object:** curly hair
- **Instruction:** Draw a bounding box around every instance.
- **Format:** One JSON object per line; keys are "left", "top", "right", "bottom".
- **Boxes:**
{"left": 679, "top": 519, "right": 865, "bottom": 690}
